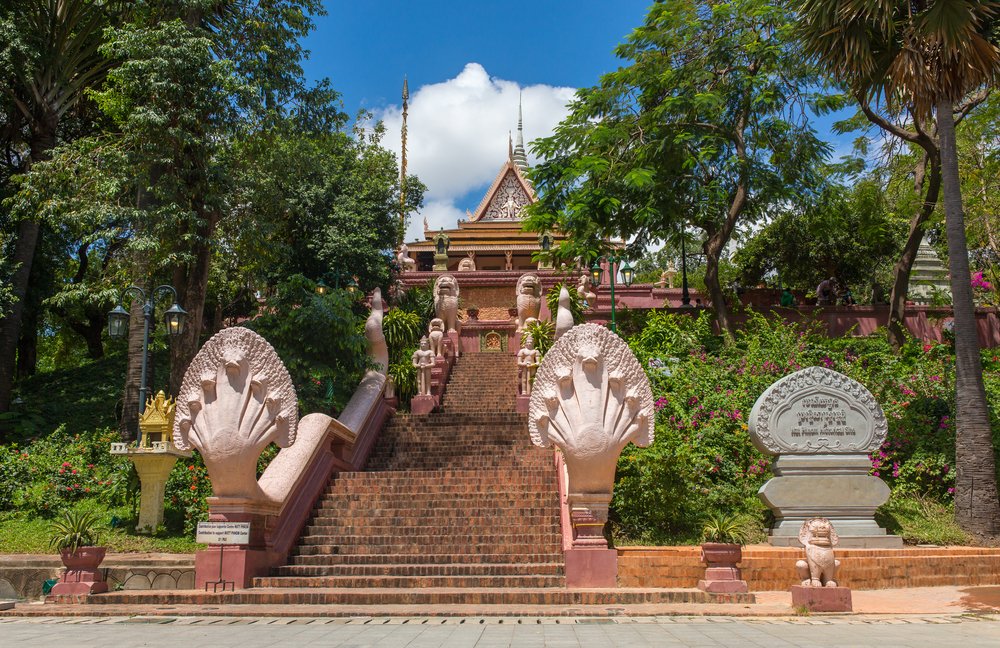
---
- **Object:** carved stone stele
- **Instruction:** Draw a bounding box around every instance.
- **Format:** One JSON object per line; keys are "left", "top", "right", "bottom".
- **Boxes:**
{"left": 749, "top": 366, "right": 888, "bottom": 455}
{"left": 750, "top": 366, "right": 899, "bottom": 547}
{"left": 173, "top": 327, "right": 298, "bottom": 503}
{"left": 515, "top": 273, "right": 541, "bottom": 332}
{"left": 433, "top": 274, "right": 460, "bottom": 333}
{"left": 529, "top": 324, "right": 654, "bottom": 546}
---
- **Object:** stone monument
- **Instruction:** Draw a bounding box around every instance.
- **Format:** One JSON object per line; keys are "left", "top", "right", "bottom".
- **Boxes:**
{"left": 529, "top": 323, "right": 654, "bottom": 586}
{"left": 410, "top": 336, "right": 436, "bottom": 415}
{"left": 748, "top": 366, "right": 901, "bottom": 547}
{"left": 396, "top": 244, "right": 416, "bottom": 273}
{"left": 908, "top": 235, "right": 950, "bottom": 304}
{"left": 173, "top": 327, "right": 298, "bottom": 507}
{"left": 790, "top": 517, "right": 853, "bottom": 612}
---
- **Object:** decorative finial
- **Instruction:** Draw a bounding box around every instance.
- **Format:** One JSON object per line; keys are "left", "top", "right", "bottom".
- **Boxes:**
{"left": 513, "top": 92, "right": 528, "bottom": 172}
{"left": 508, "top": 131, "right": 514, "bottom": 161}
{"left": 399, "top": 75, "right": 409, "bottom": 246}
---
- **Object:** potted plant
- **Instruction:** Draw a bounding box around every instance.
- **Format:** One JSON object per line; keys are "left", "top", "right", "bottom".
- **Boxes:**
{"left": 48, "top": 509, "right": 108, "bottom": 596}
{"left": 697, "top": 512, "right": 754, "bottom": 594}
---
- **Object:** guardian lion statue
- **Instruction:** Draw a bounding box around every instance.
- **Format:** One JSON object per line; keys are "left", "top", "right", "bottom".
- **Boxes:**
{"left": 796, "top": 517, "right": 841, "bottom": 587}
{"left": 515, "top": 273, "right": 542, "bottom": 333}
{"left": 433, "top": 274, "right": 460, "bottom": 333}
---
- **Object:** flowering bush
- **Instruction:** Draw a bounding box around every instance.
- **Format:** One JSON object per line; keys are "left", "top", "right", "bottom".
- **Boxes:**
{"left": 612, "top": 310, "right": 998, "bottom": 545}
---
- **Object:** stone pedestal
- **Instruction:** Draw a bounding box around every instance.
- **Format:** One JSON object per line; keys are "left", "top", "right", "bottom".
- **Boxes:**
{"left": 131, "top": 453, "right": 183, "bottom": 533}
{"left": 515, "top": 394, "right": 530, "bottom": 413}
{"left": 49, "top": 547, "right": 108, "bottom": 598}
{"left": 111, "top": 441, "right": 192, "bottom": 535}
{"left": 564, "top": 548, "right": 617, "bottom": 588}
{"left": 760, "top": 455, "right": 901, "bottom": 548}
{"left": 411, "top": 394, "right": 435, "bottom": 415}
{"left": 698, "top": 566, "right": 748, "bottom": 594}
{"left": 791, "top": 585, "right": 852, "bottom": 612}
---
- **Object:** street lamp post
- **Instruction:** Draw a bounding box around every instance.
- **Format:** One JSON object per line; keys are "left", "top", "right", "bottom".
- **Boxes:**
{"left": 108, "top": 285, "right": 187, "bottom": 446}
{"left": 590, "top": 255, "right": 634, "bottom": 333}
{"left": 315, "top": 271, "right": 358, "bottom": 295}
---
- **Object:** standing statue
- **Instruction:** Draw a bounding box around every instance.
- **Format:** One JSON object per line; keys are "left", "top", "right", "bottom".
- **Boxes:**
{"left": 517, "top": 334, "right": 540, "bottom": 396}
{"left": 411, "top": 336, "right": 435, "bottom": 396}
{"left": 427, "top": 318, "right": 445, "bottom": 358}
{"left": 796, "top": 518, "right": 841, "bottom": 587}
{"left": 515, "top": 273, "right": 542, "bottom": 333}
{"left": 576, "top": 273, "right": 596, "bottom": 308}
{"left": 433, "top": 274, "right": 460, "bottom": 333}
{"left": 396, "top": 244, "right": 416, "bottom": 273}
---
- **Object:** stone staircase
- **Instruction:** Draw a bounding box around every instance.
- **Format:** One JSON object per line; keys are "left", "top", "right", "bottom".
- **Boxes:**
{"left": 253, "top": 353, "right": 564, "bottom": 595}
{"left": 85, "top": 352, "right": 752, "bottom": 612}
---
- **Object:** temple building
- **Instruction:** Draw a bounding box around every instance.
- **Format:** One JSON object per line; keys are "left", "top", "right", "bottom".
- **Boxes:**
{"left": 398, "top": 102, "right": 561, "bottom": 273}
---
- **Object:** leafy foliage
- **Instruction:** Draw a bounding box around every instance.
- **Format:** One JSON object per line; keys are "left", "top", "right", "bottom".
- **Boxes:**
{"left": 522, "top": 319, "right": 555, "bottom": 357}
{"left": 614, "top": 310, "right": 999, "bottom": 545}
{"left": 700, "top": 511, "right": 758, "bottom": 545}
{"left": 245, "top": 275, "right": 368, "bottom": 415}
{"left": 48, "top": 508, "right": 101, "bottom": 553}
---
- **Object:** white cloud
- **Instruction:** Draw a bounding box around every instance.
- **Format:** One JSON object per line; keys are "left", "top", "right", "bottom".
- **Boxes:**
{"left": 374, "top": 63, "right": 576, "bottom": 243}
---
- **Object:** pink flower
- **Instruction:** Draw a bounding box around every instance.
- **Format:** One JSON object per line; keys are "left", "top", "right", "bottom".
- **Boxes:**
{"left": 61, "top": 462, "right": 71, "bottom": 468}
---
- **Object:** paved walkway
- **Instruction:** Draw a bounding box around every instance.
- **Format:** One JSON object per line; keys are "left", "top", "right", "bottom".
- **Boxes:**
{"left": 1, "top": 614, "right": 999, "bottom": 647}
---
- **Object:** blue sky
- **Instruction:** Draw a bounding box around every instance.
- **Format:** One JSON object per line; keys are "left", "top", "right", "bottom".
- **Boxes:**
{"left": 300, "top": 2, "right": 854, "bottom": 243}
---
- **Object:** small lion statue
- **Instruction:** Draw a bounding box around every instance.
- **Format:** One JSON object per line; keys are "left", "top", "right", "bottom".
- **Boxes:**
{"left": 515, "top": 273, "right": 542, "bottom": 333}
{"left": 458, "top": 257, "right": 476, "bottom": 271}
{"left": 427, "top": 318, "right": 445, "bottom": 358}
{"left": 796, "top": 517, "right": 841, "bottom": 587}
{"left": 433, "top": 274, "right": 460, "bottom": 333}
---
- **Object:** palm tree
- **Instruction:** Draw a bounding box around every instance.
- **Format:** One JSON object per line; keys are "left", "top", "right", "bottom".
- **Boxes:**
{"left": 798, "top": 1, "right": 1000, "bottom": 535}
{"left": 0, "top": 1, "right": 125, "bottom": 413}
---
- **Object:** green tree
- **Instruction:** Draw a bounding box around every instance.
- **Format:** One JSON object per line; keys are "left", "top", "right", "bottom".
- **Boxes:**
{"left": 526, "top": 0, "right": 829, "bottom": 340}
{"left": 735, "top": 178, "right": 905, "bottom": 298}
{"left": 799, "top": 0, "right": 1000, "bottom": 535}
{"left": 0, "top": 0, "right": 127, "bottom": 412}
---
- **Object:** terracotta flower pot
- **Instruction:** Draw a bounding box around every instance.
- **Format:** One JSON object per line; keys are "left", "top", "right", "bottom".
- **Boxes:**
{"left": 59, "top": 546, "right": 106, "bottom": 570}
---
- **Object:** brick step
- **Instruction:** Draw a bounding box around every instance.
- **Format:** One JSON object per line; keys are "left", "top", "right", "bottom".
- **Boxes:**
{"left": 304, "top": 520, "right": 559, "bottom": 535}
{"left": 296, "top": 543, "right": 559, "bottom": 556}
{"left": 251, "top": 574, "right": 565, "bottom": 589}
{"left": 88, "top": 588, "right": 754, "bottom": 607}
{"left": 288, "top": 552, "right": 563, "bottom": 564}
{"left": 323, "top": 481, "right": 554, "bottom": 493}
{"left": 300, "top": 532, "right": 561, "bottom": 547}
{"left": 311, "top": 506, "right": 557, "bottom": 519}
{"left": 317, "top": 494, "right": 556, "bottom": 506}
{"left": 273, "top": 562, "right": 564, "bottom": 577}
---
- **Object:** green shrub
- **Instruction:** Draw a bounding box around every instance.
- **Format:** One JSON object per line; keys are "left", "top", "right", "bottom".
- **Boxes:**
{"left": 612, "top": 308, "right": 999, "bottom": 546}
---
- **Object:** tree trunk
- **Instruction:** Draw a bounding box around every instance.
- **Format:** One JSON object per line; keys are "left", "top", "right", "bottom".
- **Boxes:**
{"left": 16, "top": 305, "right": 38, "bottom": 379}
{"left": 703, "top": 234, "right": 735, "bottom": 341}
{"left": 936, "top": 96, "right": 1000, "bottom": 536}
{"left": 887, "top": 153, "right": 941, "bottom": 350}
{"left": 119, "top": 297, "right": 146, "bottom": 442}
{"left": 0, "top": 112, "right": 58, "bottom": 413}
{"left": 168, "top": 215, "right": 217, "bottom": 395}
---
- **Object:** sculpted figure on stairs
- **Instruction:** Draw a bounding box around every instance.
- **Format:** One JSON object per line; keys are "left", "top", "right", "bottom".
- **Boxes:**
{"left": 412, "top": 336, "right": 435, "bottom": 396}
{"left": 517, "top": 334, "right": 540, "bottom": 396}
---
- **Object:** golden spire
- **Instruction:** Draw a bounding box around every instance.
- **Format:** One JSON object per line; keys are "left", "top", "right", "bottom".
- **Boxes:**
{"left": 399, "top": 76, "right": 409, "bottom": 245}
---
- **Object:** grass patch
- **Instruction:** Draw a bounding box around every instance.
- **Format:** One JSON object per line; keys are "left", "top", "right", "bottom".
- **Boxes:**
{"left": 876, "top": 495, "right": 970, "bottom": 545}
{"left": 0, "top": 500, "right": 202, "bottom": 554}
